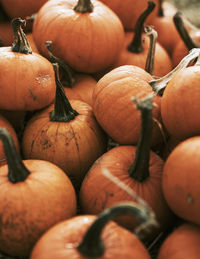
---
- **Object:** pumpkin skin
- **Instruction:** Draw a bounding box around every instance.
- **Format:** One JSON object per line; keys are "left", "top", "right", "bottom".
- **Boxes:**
{"left": 30, "top": 214, "right": 151, "bottom": 259}
{"left": 0, "top": 47, "right": 56, "bottom": 110}
{"left": 0, "top": 114, "right": 20, "bottom": 166}
{"left": 161, "top": 65, "right": 200, "bottom": 140}
{"left": 92, "top": 65, "right": 163, "bottom": 146}
{"left": 1, "top": 0, "right": 48, "bottom": 18}
{"left": 79, "top": 145, "right": 174, "bottom": 235}
{"left": 162, "top": 136, "right": 200, "bottom": 225}
{"left": 22, "top": 99, "right": 107, "bottom": 190}
{"left": 33, "top": 0, "right": 125, "bottom": 73}
{"left": 0, "top": 22, "right": 13, "bottom": 46}
{"left": 99, "top": 0, "right": 159, "bottom": 31}
{"left": 0, "top": 159, "right": 77, "bottom": 256}
{"left": 157, "top": 223, "right": 200, "bottom": 259}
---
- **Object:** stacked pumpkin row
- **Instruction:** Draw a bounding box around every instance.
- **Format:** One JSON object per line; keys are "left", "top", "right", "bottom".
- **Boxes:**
{"left": 0, "top": 0, "right": 200, "bottom": 258}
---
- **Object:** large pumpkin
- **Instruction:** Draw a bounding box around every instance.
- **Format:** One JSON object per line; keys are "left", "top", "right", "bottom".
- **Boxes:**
{"left": 33, "top": 0, "right": 125, "bottom": 73}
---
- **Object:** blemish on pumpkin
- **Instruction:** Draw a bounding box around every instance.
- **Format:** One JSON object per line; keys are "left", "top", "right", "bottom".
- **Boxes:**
{"left": 102, "top": 191, "right": 114, "bottom": 210}
{"left": 187, "top": 194, "right": 194, "bottom": 204}
{"left": 35, "top": 74, "right": 50, "bottom": 84}
{"left": 29, "top": 88, "right": 37, "bottom": 101}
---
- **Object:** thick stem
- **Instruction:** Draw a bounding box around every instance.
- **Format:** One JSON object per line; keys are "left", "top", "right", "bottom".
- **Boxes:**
{"left": 0, "top": 128, "right": 30, "bottom": 183}
{"left": 128, "top": 95, "right": 154, "bottom": 182}
{"left": 127, "top": 1, "right": 156, "bottom": 53}
{"left": 145, "top": 26, "right": 157, "bottom": 75}
{"left": 45, "top": 41, "right": 75, "bottom": 87}
{"left": 74, "top": 0, "right": 93, "bottom": 13}
{"left": 11, "top": 18, "right": 32, "bottom": 54}
{"left": 77, "top": 202, "right": 158, "bottom": 257}
{"left": 150, "top": 48, "right": 200, "bottom": 95}
{"left": 173, "top": 12, "right": 197, "bottom": 51}
{"left": 158, "top": 0, "right": 164, "bottom": 17}
{"left": 50, "top": 63, "right": 79, "bottom": 122}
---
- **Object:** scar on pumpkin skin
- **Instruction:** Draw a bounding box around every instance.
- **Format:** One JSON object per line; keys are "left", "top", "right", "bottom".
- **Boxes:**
{"left": 29, "top": 88, "right": 37, "bottom": 101}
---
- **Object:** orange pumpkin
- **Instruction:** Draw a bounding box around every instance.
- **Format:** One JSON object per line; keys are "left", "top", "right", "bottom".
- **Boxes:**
{"left": 33, "top": 0, "right": 125, "bottom": 74}
{"left": 30, "top": 202, "right": 156, "bottom": 259}
{"left": 162, "top": 136, "right": 200, "bottom": 225}
{"left": 158, "top": 223, "right": 200, "bottom": 259}
{"left": 99, "top": 0, "right": 159, "bottom": 31}
{"left": 0, "top": 18, "right": 56, "bottom": 111}
{"left": 0, "top": 127, "right": 77, "bottom": 256}
{"left": 92, "top": 65, "right": 163, "bottom": 146}
{"left": 22, "top": 63, "right": 107, "bottom": 190}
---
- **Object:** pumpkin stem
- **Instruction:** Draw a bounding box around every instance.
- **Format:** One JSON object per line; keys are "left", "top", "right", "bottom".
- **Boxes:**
{"left": 11, "top": 18, "right": 32, "bottom": 54}
{"left": 74, "top": 0, "right": 93, "bottom": 13}
{"left": 77, "top": 202, "right": 158, "bottom": 257}
{"left": 150, "top": 48, "right": 200, "bottom": 95}
{"left": 0, "top": 128, "right": 30, "bottom": 183}
{"left": 45, "top": 41, "right": 75, "bottom": 87}
{"left": 158, "top": 0, "right": 164, "bottom": 17}
{"left": 128, "top": 95, "right": 154, "bottom": 182}
{"left": 50, "top": 63, "right": 79, "bottom": 122}
{"left": 145, "top": 26, "right": 157, "bottom": 75}
{"left": 173, "top": 12, "right": 197, "bottom": 51}
{"left": 127, "top": 1, "right": 156, "bottom": 53}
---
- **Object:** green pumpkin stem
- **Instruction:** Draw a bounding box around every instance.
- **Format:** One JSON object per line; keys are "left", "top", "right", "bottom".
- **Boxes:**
{"left": 127, "top": 1, "right": 156, "bottom": 53}
{"left": 45, "top": 41, "right": 75, "bottom": 87}
{"left": 0, "top": 128, "right": 30, "bottom": 183}
{"left": 74, "top": 0, "right": 93, "bottom": 13}
{"left": 158, "top": 0, "right": 164, "bottom": 17}
{"left": 173, "top": 12, "right": 197, "bottom": 51}
{"left": 11, "top": 18, "right": 32, "bottom": 54}
{"left": 50, "top": 63, "right": 79, "bottom": 122}
{"left": 150, "top": 48, "right": 200, "bottom": 95}
{"left": 145, "top": 26, "right": 157, "bottom": 75}
{"left": 78, "top": 202, "right": 158, "bottom": 257}
{"left": 128, "top": 95, "right": 154, "bottom": 182}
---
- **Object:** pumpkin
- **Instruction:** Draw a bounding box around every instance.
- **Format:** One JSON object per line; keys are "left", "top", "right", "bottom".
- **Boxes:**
{"left": 92, "top": 65, "right": 163, "bottom": 146}
{"left": 0, "top": 18, "right": 56, "bottom": 111}
{"left": 99, "top": 0, "right": 159, "bottom": 31}
{"left": 0, "top": 22, "right": 13, "bottom": 46}
{"left": 30, "top": 202, "right": 157, "bottom": 259}
{"left": 1, "top": 0, "right": 48, "bottom": 18}
{"left": 162, "top": 136, "right": 200, "bottom": 225}
{"left": 157, "top": 223, "right": 200, "bottom": 259}
{"left": 113, "top": 1, "right": 172, "bottom": 77}
{"left": 80, "top": 95, "right": 174, "bottom": 238}
{"left": 22, "top": 63, "right": 107, "bottom": 191}
{"left": 0, "top": 127, "right": 77, "bottom": 256}
{"left": 0, "top": 115, "right": 20, "bottom": 166}
{"left": 172, "top": 12, "right": 200, "bottom": 67}
{"left": 150, "top": 0, "right": 180, "bottom": 56}
{"left": 33, "top": 0, "right": 125, "bottom": 73}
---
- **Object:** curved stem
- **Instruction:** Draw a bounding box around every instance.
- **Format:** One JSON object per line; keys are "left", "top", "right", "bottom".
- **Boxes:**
{"left": 127, "top": 1, "right": 156, "bottom": 53}
{"left": 11, "top": 18, "right": 32, "bottom": 54}
{"left": 74, "top": 0, "right": 93, "bottom": 13}
{"left": 45, "top": 41, "right": 75, "bottom": 87}
{"left": 0, "top": 128, "right": 30, "bottom": 183}
{"left": 77, "top": 202, "right": 158, "bottom": 257}
{"left": 50, "top": 63, "right": 79, "bottom": 122}
{"left": 145, "top": 26, "right": 157, "bottom": 75}
{"left": 128, "top": 95, "right": 154, "bottom": 182}
{"left": 173, "top": 11, "right": 197, "bottom": 51}
{"left": 158, "top": 0, "right": 164, "bottom": 17}
{"left": 150, "top": 48, "right": 200, "bottom": 95}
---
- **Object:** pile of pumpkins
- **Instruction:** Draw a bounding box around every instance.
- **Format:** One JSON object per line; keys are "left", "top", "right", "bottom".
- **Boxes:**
{"left": 0, "top": 0, "right": 200, "bottom": 258}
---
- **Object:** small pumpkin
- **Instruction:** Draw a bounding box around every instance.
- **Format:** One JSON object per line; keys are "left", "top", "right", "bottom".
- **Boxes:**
{"left": 162, "top": 136, "right": 200, "bottom": 225}
{"left": 30, "top": 202, "right": 157, "bottom": 259}
{"left": 157, "top": 223, "right": 200, "bottom": 259}
{"left": 0, "top": 18, "right": 56, "bottom": 111}
{"left": 33, "top": 0, "right": 125, "bottom": 73}
{"left": 22, "top": 63, "right": 107, "bottom": 191}
{"left": 0, "top": 127, "right": 77, "bottom": 256}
